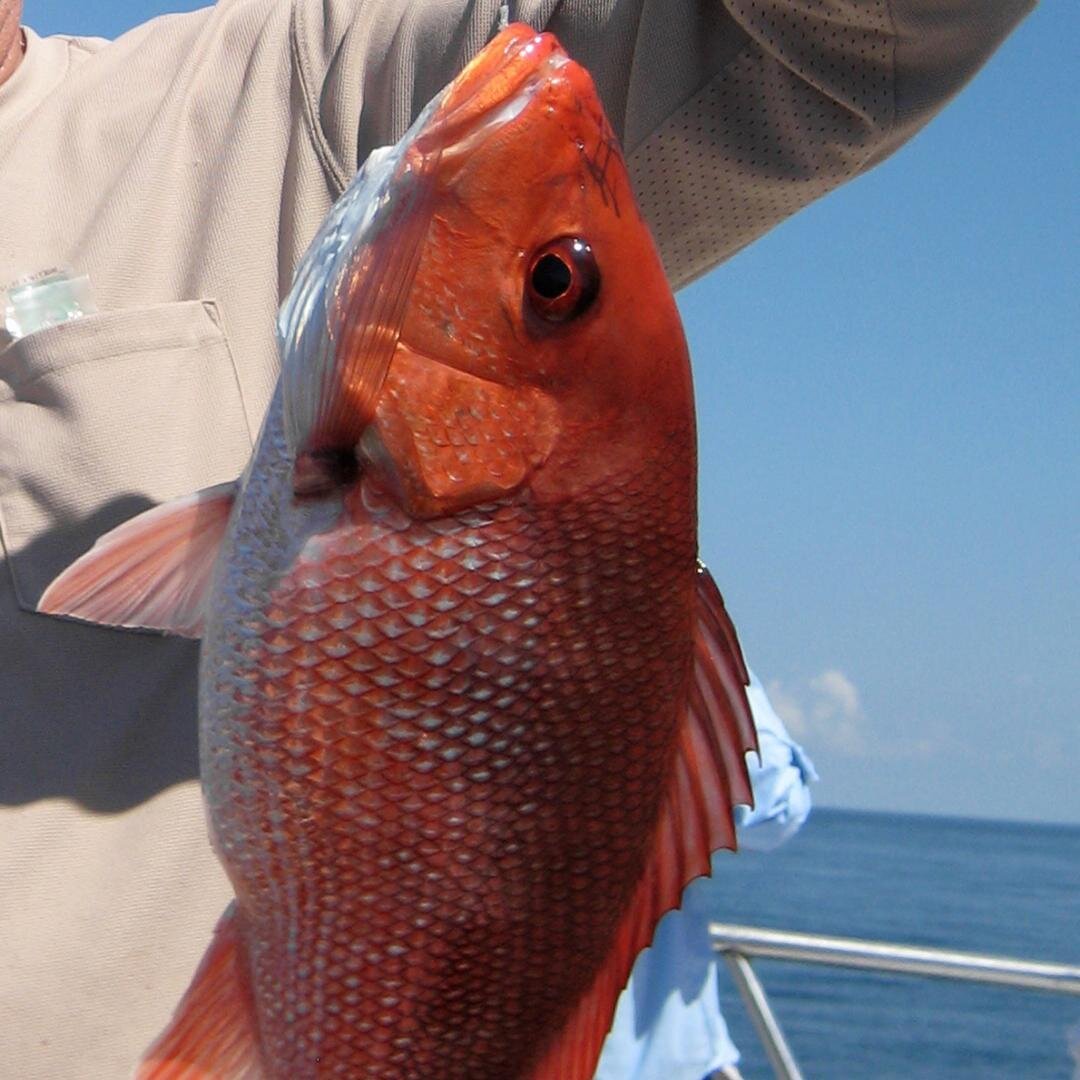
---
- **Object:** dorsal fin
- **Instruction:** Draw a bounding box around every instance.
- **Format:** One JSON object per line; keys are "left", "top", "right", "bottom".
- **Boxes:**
{"left": 136, "top": 904, "right": 264, "bottom": 1080}
{"left": 527, "top": 565, "right": 757, "bottom": 1080}
{"left": 37, "top": 481, "right": 236, "bottom": 637}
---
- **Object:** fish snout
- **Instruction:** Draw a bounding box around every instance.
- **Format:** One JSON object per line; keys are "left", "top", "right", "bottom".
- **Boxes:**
{"left": 420, "top": 26, "right": 566, "bottom": 157}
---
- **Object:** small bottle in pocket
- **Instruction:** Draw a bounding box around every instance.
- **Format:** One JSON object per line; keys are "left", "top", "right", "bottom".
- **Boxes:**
{"left": 2, "top": 267, "right": 98, "bottom": 344}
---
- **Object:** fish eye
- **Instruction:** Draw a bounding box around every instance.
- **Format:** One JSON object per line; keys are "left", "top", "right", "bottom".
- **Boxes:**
{"left": 525, "top": 237, "right": 600, "bottom": 324}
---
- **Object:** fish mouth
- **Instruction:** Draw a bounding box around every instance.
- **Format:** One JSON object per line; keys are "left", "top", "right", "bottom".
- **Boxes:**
{"left": 418, "top": 26, "right": 569, "bottom": 159}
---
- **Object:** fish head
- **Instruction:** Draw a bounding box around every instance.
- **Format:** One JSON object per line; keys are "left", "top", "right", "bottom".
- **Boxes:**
{"left": 281, "top": 25, "right": 694, "bottom": 517}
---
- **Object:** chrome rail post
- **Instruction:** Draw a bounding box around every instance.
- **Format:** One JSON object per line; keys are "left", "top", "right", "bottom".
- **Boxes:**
{"left": 710, "top": 922, "right": 1080, "bottom": 1080}
{"left": 721, "top": 950, "right": 804, "bottom": 1080}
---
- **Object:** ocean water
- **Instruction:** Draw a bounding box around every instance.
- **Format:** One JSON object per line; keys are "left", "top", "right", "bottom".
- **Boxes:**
{"left": 697, "top": 809, "right": 1080, "bottom": 1079}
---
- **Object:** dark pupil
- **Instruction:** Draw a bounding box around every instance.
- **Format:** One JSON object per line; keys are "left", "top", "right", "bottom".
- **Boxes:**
{"left": 532, "top": 254, "right": 573, "bottom": 299}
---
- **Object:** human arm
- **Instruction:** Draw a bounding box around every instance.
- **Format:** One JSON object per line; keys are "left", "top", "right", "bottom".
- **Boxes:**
{"left": 296, "top": 0, "right": 1035, "bottom": 286}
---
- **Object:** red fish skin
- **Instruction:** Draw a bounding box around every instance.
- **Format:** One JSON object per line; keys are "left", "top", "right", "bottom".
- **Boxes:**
{"left": 197, "top": 25, "right": 704, "bottom": 1080}
{"left": 210, "top": 457, "right": 695, "bottom": 1078}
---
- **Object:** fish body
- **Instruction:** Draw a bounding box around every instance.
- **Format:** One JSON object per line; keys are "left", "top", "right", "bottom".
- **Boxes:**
{"left": 204, "top": 406, "right": 694, "bottom": 1078}
{"left": 41, "top": 25, "right": 755, "bottom": 1080}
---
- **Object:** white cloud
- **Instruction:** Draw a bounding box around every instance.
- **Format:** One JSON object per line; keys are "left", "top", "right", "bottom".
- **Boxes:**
{"left": 810, "top": 669, "right": 866, "bottom": 754}
{"left": 766, "top": 670, "right": 954, "bottom": 761}
{"left": 811, "top": 669, "right": 860, "bottom": 719}
{"left": 767, "top": 668, "right": 867, "bottom": 755}
{"left": 765, "top": 680, "right": 808, "bottom": 738}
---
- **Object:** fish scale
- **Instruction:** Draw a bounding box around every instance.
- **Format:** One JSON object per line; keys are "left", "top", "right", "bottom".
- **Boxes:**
{"left": 199, "top": 393, "right": 697, "bottom": 1078}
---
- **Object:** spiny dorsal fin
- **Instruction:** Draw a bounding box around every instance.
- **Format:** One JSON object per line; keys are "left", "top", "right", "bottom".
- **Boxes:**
{"left": 527, "top": 565, "right": 756, "bottom": 1080}
{"left": 37, "top": 481, "right": 236, "bottom": 637}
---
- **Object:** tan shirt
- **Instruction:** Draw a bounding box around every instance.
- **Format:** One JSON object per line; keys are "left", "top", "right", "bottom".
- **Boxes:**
{"left": 0, "top": 1, "right": 1032, "bottom": 1075}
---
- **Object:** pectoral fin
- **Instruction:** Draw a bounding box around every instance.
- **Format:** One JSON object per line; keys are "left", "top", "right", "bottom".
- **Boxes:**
{"left": 528, "top": 565, "right": 757, "bottom": 1080}
{"left": 136, "top": 904, "right": 264, "bottom": 1080}
{"left": 37, "top": 481, "right": 236, "bottom": 637}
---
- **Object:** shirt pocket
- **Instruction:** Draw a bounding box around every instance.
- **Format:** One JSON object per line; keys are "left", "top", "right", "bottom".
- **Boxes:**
{"left": 0, "top": 300, "right": 255, "bottom": 612}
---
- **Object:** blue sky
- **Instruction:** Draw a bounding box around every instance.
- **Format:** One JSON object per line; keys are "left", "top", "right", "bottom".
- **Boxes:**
{"left": 27, "top": 2, "right": 1078, "bottom": 824}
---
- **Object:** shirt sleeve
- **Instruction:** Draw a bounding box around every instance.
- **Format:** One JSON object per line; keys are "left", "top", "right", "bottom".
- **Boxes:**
{"left": 733, "top": 670, "right": 818, "bottom": 853}
{"left": 292, "top": 0, "right": 1034, "bottom": 284}
{"left": 599, "top": 0, "right": 1036, "bottom": 287}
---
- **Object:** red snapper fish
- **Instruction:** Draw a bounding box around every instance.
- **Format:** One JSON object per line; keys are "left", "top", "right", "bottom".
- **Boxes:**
{"left": 41, "top": 24, "right": 756, "bottom": 1080}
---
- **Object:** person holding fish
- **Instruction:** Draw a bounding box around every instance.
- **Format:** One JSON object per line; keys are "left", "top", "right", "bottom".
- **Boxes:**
{"left": 0, "top": 1, "right": 1031, "bottom": 1078}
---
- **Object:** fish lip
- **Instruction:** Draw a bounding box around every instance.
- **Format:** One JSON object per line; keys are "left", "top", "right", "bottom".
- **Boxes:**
{"left": 416, "top": 27, "right": 569, "bottom": 159}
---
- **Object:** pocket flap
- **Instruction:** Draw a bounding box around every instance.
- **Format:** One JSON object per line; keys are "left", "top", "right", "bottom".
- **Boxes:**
{"left": 0, "top": 300, "right": 254, "bottom": 610}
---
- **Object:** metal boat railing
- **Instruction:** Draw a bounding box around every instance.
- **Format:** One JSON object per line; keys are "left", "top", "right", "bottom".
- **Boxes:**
{"left": 709, "top": 923, "right": 1080, "bottom": 1080}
